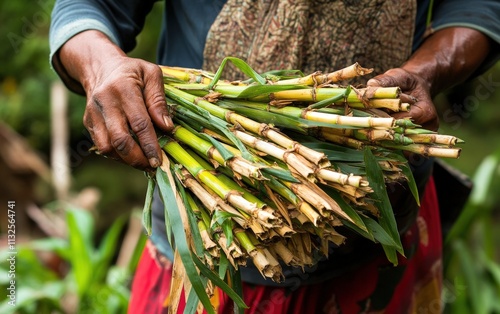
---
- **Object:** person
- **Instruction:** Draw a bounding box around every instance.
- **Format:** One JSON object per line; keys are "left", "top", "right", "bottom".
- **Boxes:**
{"left": 49, "top": 0, "right": 499, "bottom": 312}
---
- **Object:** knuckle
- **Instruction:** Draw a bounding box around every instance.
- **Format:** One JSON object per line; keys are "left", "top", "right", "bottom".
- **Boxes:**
{"left": 149, "top": 92, "right": 167, "bottom": 108}
{"left": 145, "top": 62, "right": 161, "bottom": 74}
{"left": 130, "top": 117, "right": 151, "bottom": 135}
{"left": 97, "top": 143, "right": 114, "bottom": 155}
{"left": 142, "top": 143, "right": 157, "bottom": 156}
{"left": 111, "top": 135, "right": 132, "bottom": 154}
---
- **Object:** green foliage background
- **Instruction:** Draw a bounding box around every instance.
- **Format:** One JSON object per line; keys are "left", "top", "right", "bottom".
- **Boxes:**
{"left": 0, "top": 0, "right": 498, "bottom": 312}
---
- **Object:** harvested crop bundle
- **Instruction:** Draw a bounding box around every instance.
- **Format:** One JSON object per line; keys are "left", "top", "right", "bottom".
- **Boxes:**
{"left": 140, "top": 57, "right": 461, "bottom": 312}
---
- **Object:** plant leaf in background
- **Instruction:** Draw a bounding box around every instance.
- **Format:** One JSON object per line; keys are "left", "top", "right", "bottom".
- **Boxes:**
{"left": 66, "top": 206, "right": 95, "bottom": 297}
{"left": 444, "top": 147, "right": 500, "bottom": 313}
{"left": 94, "top": 215, "right": 128, "bottom": 287}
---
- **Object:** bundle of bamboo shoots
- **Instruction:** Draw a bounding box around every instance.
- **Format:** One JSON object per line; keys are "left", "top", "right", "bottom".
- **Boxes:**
{"left": 140, "top": 58, "right": 461, "bottom": 312}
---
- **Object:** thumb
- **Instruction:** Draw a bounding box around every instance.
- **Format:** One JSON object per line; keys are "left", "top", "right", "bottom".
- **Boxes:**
{"left": 367, "top": 68, "right": 413, "bottom": 90}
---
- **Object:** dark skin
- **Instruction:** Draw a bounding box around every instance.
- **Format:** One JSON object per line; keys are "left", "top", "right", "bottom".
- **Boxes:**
{"left": 57, "top": 27, "right": 491, "bottom": 171}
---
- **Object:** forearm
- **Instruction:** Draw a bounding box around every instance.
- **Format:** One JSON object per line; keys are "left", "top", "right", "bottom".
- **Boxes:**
{"left": 402, "top": 27, "right": 492, "bottom": 97}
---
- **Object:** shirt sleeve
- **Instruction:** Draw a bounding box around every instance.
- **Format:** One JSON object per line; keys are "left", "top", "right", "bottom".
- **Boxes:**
{"left": 431, "top": 0, "right": 500, "bottom": 74}
{"left": 49, "top": 0, "right": 157, "bottom": 93}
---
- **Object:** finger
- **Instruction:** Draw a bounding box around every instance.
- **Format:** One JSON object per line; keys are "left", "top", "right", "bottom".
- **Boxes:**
{"left": 367, "top": 68, "right": 415, "bottom": 91}
{"left": 93, "top": 91, "right": 151, "bottom": 169}
{"left": 142, "top": 63, "right": 175, "bottom": 133}
{"left": 120, "top": 84, "right": 163, "bottom": 168}
{"left": 84, "top": 101, "right": 122, "bottom": 161}
{"left": 400, "top": 93, "right": 418, "bottom": 104}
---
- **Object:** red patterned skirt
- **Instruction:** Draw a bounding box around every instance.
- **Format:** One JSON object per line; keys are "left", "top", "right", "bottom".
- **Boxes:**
{"left": 129, "top": 177, "right": 442, "bottom": 314}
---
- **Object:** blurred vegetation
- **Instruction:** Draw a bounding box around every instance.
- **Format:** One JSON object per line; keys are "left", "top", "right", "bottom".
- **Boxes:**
{"left": 0, "top": 207, "right": 146, "bottom": 313}
{"left": 0, "top": 0, "right": 499, "bottom": 312}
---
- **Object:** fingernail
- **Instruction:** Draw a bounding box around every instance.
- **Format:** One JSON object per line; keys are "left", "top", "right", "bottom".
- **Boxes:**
{"left": 149, "top": 157, "right": 160, "bottom": 168}
{"left": 163, "top": 115, "right": 174, "bottom": 130}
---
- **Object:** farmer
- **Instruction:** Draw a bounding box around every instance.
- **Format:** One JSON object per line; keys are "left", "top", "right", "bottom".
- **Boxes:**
{"left": 50, "top": 0, "right": 499, "bottom": 312}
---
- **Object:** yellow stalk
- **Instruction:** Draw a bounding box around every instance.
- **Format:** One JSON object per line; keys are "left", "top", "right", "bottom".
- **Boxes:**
{"left": 406, "top": 133, "right": 462, "bottom": 145}
{"left": 316, "top": 168, "right": 368, "bottom": 187}
{"left": 274, "top": 63, "right": 373, "bottom": 86}
{"left": 302, "top": 110, "right": 395, "bottom": 128}
{"left": 318, "top": 131, "right": 365, "bottom": 149}
{"left": 226, "top": 112, "right": 330, "bottom": 167}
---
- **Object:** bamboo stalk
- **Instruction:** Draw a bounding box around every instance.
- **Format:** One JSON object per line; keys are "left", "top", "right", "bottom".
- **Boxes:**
{"left": 339, "top": 99, "right": 410, "bottom": 112}
{"left": 302, "top": 110, "right": 395, "bottom": 128}
{"left": 322, "top": 127, "right": 394, "bottom": 142}
{"left": 273, "top": 63, "right": 374, "bottom": 86}
{"left": 251, "top": 86, "right": 400, "bottom": 103}
{"left": 271, "top": 241, "right": 299, "bottom": 266}
{"left": 284, "top": 180, "right": 352, "bottom": 222}
{"left": 233, "top": 129, "right": 317, "bottom": 182}
{"left": 406, "top": 133, "right": 463, "bottom": 145}
{"left": 164, "top": 139, "right": 280, "bottom": 224}
{"left": 160, "top": 65, "right": 214, "bottom": 84}
{"left": 316, "top": 130, "right": 365, "bottom": 149}
{"left": 166, "top": 84, "right": 330, "bottom": 167}
{"left": 172, "top": 125, "right": 266, "bottom": 180}
{"left": 316, "top": 168, "right": 368, "bottom": 187}
{"left": 379, "top": 142, "right": 462, "bottom": 158}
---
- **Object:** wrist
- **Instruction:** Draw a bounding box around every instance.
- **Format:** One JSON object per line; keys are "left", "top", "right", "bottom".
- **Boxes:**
{"left": 58, "top": 30, "right": 126, "bottom": 94}
{"left": 400, "top": 27, "right": 491, "bottom": 97}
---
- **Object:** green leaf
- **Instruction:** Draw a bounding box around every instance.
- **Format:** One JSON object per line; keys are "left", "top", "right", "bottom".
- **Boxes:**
{"left": 192, "top": 253, "right": 248, "bottom": 309}
{"left": 175, "top": 105, "right": 254, "bottom": 161}
{"left": 261, "top": 167, "right": 299, "bottom": 183}
{"left": 363, "top": 147, "right": 403, "bottom": 259}
{"left": 0, "top": 283, "right": 65, "bottom": 313}
{"left": 218, "top": 251, "right": 229, "bottom": 279}
{"left": 481, "top": 251, "right": 500, "bottom": 291}
{"left": 222, "top": 220, "right": 234, "bottom": 247}
{"left": 199, "top": 133, "right": 235, "bottom": 162}
{"left": 282, "top": 132, "right": 365, "bottom": 161}
{"left": 218, "top": 100, "right": 358, "bottom": 130}
{"left": 157, "top": 166, "right": 173, "bottom": 245}
{"left": 218, "top": 104, "right": 307, "bottom": 133}
{"left": 308, "top": 85, "right": 351, "bottom": 109}
{"left": 253, "top": 69, "right": 304, "bottom": 82}
{"left": 212, "top": 210, "right": 240, "bottom": 225}
{"left": 27, "top": 237, "right": 70, "bottom": 260}
{"left": 401, "top": 164, "right": 420, "bottom": 206}
{"left": 128, "top": 229, "right": 147, "bottom": 273}
{"left": 209, "top": 57, "right": 266, "bottom": 89}
{"left": 66, "top": 207, "right": 94, "bottom": 297}
{"left": 453, "top": 240, "right": 482, "bottom": 313}
{"left": 177, "top": 180, "right": 205, "bottom": 258}
{"left": 156, "top": 165, "right": 215, "bottom": 314}
{"left": 185, "top": 284, "right": 203, "bottom": 314}
{"left": 234, "top": 84, "right": 305, "bottom": 99}
{"left": 318, "top": 107, "right": 374, "bottom": 117}
{"left": 229, "top": 263, "right": 245, "bottom": 314}
{"left": 359, "top": 215, "right": 399, "bottom": 248}
{"left": 322, "top": 185, "right": 369, "bottom": 234}
{"left": 94, "top": 214, "right": 127, "bottom": 284}
{"left": 142, "top": 174, "right": 155, "bottom": 236}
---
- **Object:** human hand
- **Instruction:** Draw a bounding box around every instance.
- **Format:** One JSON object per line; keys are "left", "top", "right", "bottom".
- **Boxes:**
{"left": 83, "top": 56, "right": 174, "bottom": 169}
{"left": 57, "top": 31, "right": 174, "bottom": 170}
{"left": 367, "top": 68, "right": 439, "bottom": 131}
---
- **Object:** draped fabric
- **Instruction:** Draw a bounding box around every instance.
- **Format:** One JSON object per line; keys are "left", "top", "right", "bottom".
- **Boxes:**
{"left": 203, "top": 0, "right": 416, "bottom": 82}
